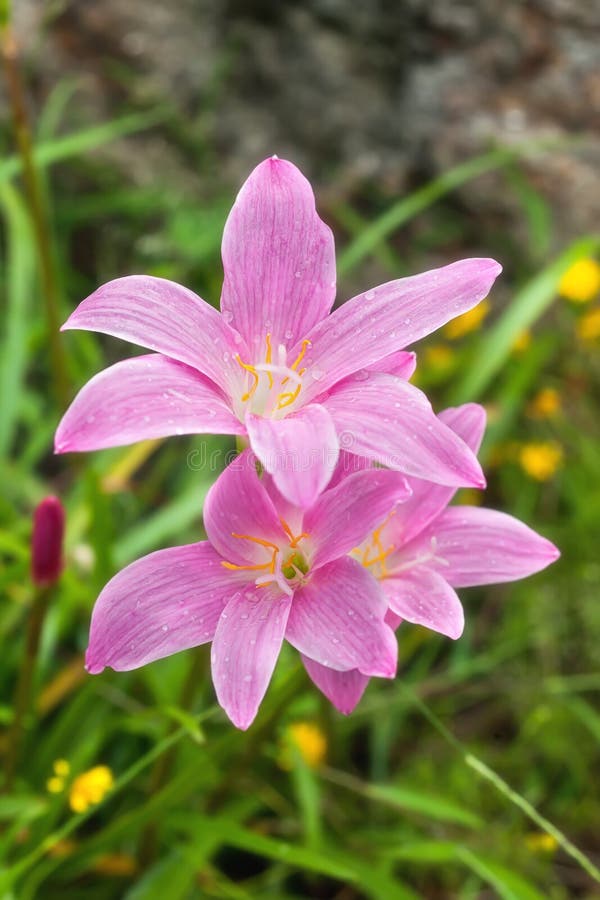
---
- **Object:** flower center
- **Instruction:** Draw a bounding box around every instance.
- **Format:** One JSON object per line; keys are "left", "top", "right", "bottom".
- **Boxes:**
{"left": 221, "top": 518, "right": 310, "bottom": 597}
{"left": 233, "top": 334, "right": 311, "bottom": 419}
{"left": 352, "top": 510, "right": 396, "bottom": 580}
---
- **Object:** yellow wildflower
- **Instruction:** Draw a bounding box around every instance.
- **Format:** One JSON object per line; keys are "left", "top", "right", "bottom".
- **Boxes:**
{"left": 69, "top": 765, "right": 114, "bottom": 813}
{"left": 46, "top": 776, "right": 65, "bottom": 794}
{"left": 282, "top": 722, "right": 327, "bottom": 770}
{"left": 512, "top": 331, "right": 531, "bottom": 354}
{"left": 559, "top": 258, "right": 600, "bottom": 303}
{"left": 519, "top": 442, "right": 563, "bottom": 481}
{"left": 444, "top": 299, "right": 490, "bottom": 339}
{"left": 527, "top": 388, "right": 561, "bottom": 420}
{"left": 47, "top": 758, "right": 71, "bottom": 793}
{"left": 525, "top": 832, "right": 558, "bottom": 853}
{"left": 577, "top": 308, "right": 600, "bottom": 342}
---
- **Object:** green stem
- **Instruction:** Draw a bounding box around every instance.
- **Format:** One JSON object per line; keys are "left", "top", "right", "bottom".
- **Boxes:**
{"left": 0, "top": 12, "right": 69, "bottom": 407}
{"left": 3, "top": 585, "right": 53, "bottom": 792}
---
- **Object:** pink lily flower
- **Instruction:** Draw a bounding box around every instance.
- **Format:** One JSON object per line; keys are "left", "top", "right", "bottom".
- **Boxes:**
{"left": 304, "top": 403, "right": 560, "bottom": 714}
{"left": 85, "top": 450, "right": 412, "bottom": 729}
{"left": 55, "top": 157, "right": 500, "bottom": 506}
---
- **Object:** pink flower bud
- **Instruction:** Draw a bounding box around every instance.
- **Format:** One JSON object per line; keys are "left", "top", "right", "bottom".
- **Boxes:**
{"left": 31, "top": 496, "right": 65, "bottom": 587}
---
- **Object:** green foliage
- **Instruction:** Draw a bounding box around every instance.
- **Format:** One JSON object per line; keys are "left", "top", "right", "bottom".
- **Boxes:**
{"left": 1, "top": 82, "right": 599, "bottom": 900}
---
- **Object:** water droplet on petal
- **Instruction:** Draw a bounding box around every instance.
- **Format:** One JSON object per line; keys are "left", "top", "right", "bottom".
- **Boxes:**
{"left": 364, "top": 289, "right": 375, "bottom": 301}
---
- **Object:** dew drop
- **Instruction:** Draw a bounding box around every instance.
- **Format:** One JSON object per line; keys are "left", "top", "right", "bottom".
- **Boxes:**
{"left": 161, "top": 624, "right": 169, "bottom": 632}
{"left": 311, "top": 369, "right": 324, "bottom": 381}
{"left": 364, "top": 289, "right": 376, "bottom": 301}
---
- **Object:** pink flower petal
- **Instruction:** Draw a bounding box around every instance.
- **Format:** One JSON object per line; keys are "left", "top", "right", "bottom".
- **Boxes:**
{"left": 211, "top": 589, "right": 291, "bottom": 730}
{"left": 367, "top": 349, "right": 417, "bottom": 379}
{"left": 220, "top": 157, "right": 336, "bottom": 352}
{"left": 387, "top": 402, "right": 487, "bottom": 545}
{"left": 302, "top": 655, "right": 369, "bottom": 715}
{"left": 85, "top": 543, "right": 234, "bottom": 673}
{"left": 246, "top": 404, "right": 339, "bottom": 508}
{"left": 325, "top": 450, "right": 372, "bottom": 491}
{"left": 304, "top": 468, "right": 411, "bottom": 569}
{"left": 323, "top": 375, "right": 485, "bottom": 488}
{"left": 299, "top": 258, "right": 501, "bottom": 402}
{"left": 385, "top": 609, "right": 403, "bottom": 631}
{"left": 55, "top": 354, "right": 244, "bottom": 453}
{"left": 286, "top": 557, "right": 397, "bottom": 677}
{"left": 62, "top": 275, "right": 246, "bottom": 395}
{"left": 203, "top": 449, "right": 287, "bottom": 566}
{"left": 382, "top": 566, "right": 464, "bottom": 639}
{"left": 413, "top": 506, "right": 560, "bottom": 587}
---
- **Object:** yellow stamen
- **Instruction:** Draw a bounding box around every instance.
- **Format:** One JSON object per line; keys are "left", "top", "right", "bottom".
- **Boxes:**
{"left": 277, "top": 382, "right": 302, "bottom": 410}
{"left": 279, "top": 518, "right": 309, "bottom": 548}
{"left": 265, "top": 333, "right": 273, "bottom": 388}
{"left": 237, "top": 355, "right": 259, "bottom": 402}
{"left": 221, "top": 533, "right": 279, "bottom": 574}
{"left": 357, "top": 510, "right": 396, "bottom": 577}
{"left": 291, "top": 339, "right": 311, "bottom": 371}
{"left": 281, "top": 339, "right": 311, "bottom": 388}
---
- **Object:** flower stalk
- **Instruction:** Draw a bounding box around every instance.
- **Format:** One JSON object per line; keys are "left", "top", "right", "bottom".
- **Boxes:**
{"left": 4, "top": 497, "right": 65, "bottom": 791}
{"left": 0, "top": 5, "right": 69, "bottom": 407}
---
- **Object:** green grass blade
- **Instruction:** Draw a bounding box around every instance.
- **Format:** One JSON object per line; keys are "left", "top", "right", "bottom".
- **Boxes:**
{"left": 322, "top": 766, "right": 481, "bottom": 828}
{"left": 337, "top": 144, "right": 558, "bottom": 275}
{"left": 114, "top": 478, "right": 210, "bottom": 566}
{"left": 456, "top": 848, "right": 547, "bottom": 900}
{"left": 0, "top": 182, "right": 36, "bottom": 458}
{"left": 0, "top": 109, "right": 166, "bottom": 185}
{"left": 403, "top": 685, "right": 600, "bottom": 886}
{"left": 450, "top": 234, "right": 600, "bottom": 403}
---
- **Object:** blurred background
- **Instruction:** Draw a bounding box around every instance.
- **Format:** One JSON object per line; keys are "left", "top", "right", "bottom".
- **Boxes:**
{"left": 1, "top": 1, "right": 600, "bottom": 898}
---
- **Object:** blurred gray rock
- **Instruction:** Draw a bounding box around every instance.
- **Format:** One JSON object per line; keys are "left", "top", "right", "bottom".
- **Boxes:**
{"left": 11, "top": 0, "right": 600, "bottom": 247}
